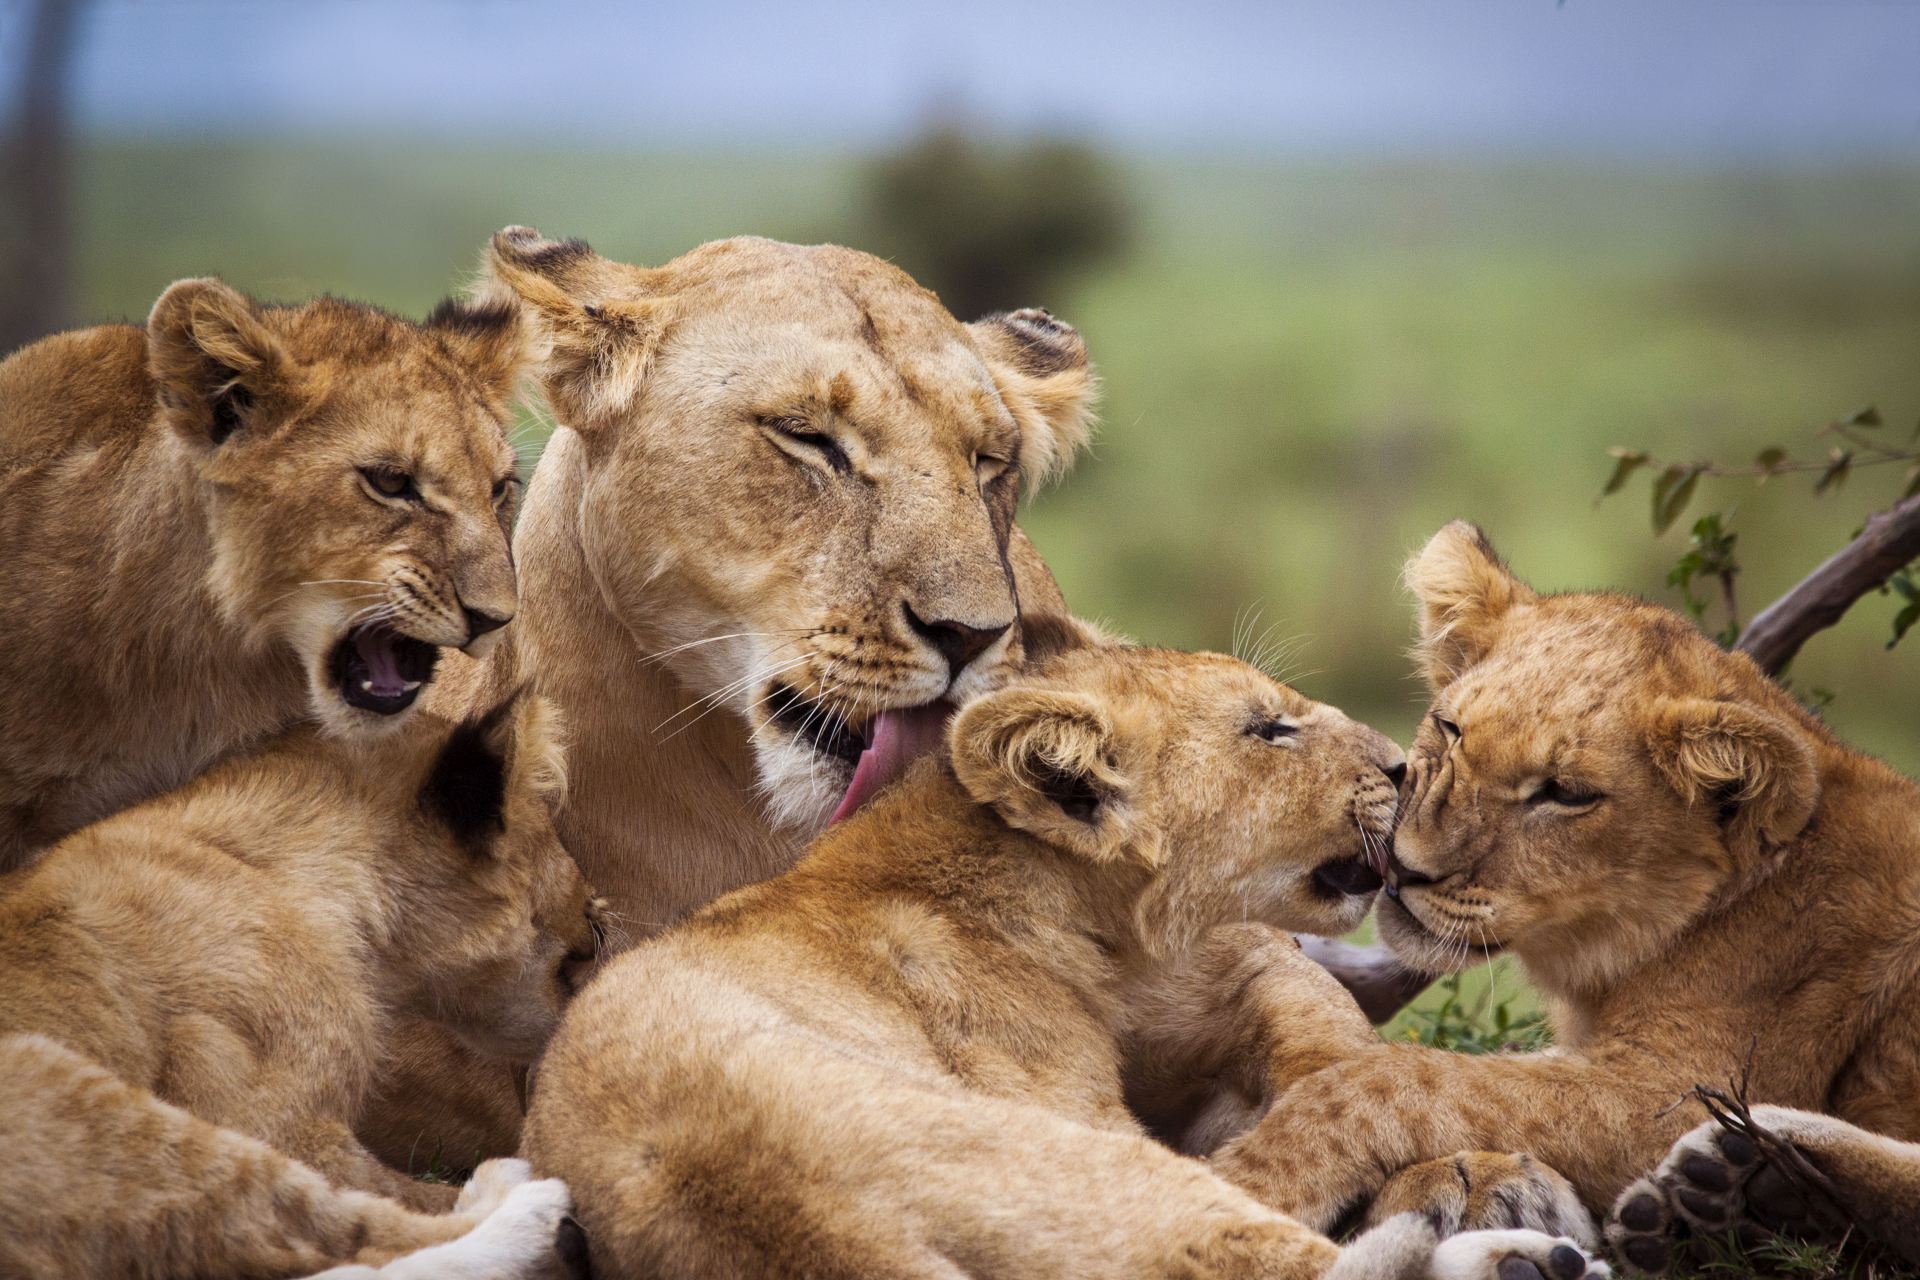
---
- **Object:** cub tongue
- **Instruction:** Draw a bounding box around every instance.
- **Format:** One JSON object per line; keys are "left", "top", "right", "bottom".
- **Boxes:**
{"left": 828, "top": 703, "right": 953, "bottom": 826}
{"left": 353, "top": 628, "right": 408, "bottom": 699}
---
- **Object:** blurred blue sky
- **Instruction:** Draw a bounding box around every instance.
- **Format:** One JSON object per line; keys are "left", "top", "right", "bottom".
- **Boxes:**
{"left": 9, "top": 0, "right": 1918, "bottom": 154}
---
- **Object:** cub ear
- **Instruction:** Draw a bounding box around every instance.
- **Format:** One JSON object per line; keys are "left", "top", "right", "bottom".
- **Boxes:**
{"left": 475, "top": 226, "right": 672, "bottom": 433}
{"left": 1016, "top": 610, "right": 1122, "bottom": 667}
{"left": 421, "top": 690, "right": 520, "bottom": 854}
{"left": 949, "top": 684, "right": 1151, "bottom": 864}
{"left": 1405, "top": 521, "right": 1537, "bottom": 688}
{"left": 1648, "top": 698, "right": 1819, "bottom": 854}
{"left": 423, "top": 296, "right": 530, "bottom": 407}
{"left": 968, "top": 309, "right": 1098, "bottom": 491}
{"left": 147, "top": 278, "right": 289, "bottom": 447}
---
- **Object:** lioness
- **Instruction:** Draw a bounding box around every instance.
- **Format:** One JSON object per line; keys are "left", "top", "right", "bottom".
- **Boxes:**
{"left": 0, "top": 279, "right": 526, "bottom": 869}
{"left": 0, "top": 691, "right": 602, "bottom": 1279}
{"left": 520, "top": 628, "right": 1606, "bottom": 1280}
{"left": 364, "top": 226, "right": 1097, "bottom": 1163}
{"left": 1188, "top": 522, "right": 1920, "bottom": 1273}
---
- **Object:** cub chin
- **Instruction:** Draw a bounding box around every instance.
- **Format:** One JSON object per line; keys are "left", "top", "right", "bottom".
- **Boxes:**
{"left": 0, "top": 690, "right": 603, "bottom": 1280}
{"left": 0, "top": 278, "right": 529, "bottom": 869}
{"left": 520, "top": 620, "right": 1600, "bottom": 1280}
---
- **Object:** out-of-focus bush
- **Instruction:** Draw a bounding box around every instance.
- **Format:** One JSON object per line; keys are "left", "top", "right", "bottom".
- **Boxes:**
{"left": 861, "top": 126, "right": 1131, "bottom": 319}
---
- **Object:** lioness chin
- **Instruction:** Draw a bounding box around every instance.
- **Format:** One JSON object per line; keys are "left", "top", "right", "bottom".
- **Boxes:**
{"left": 520, "top": 623, "right": 1604, "bottom": 1280}
{"left": 0, "top": 280, "right": 527, "bottom": 870}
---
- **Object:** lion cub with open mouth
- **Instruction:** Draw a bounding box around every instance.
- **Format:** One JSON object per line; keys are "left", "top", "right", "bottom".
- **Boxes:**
{"left": 0, "top": 278, "right": 527, "bottom": 870}
{"left": 524, "top": 620, "right": 1605, "bottom": 1280}
{"left": 0, "top": 692, "right": 603, "bottom": 1280}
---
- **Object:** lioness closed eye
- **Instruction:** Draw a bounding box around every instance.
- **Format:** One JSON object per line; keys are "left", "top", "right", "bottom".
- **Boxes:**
{"left": 0, "top": 280, "right": 529, "bottom": 869}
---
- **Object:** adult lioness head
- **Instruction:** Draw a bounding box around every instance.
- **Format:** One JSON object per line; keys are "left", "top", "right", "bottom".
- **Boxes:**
{"left": 1382, "top": 521, "right": 1823, "bottom": 996}
{"left": 952, "top": 630, "right": 1408, "bottom": 951}
{"left": 481, "top": 228, "right": 1095, "bottom": 831}
{"left": 147, "top": 279, "right": 526, "bottom": 731}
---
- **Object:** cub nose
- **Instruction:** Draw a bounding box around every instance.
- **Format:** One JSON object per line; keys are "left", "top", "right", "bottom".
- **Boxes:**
{"left": 902, "top": 602, "right": 1010, "bottom": 679}
{"left": 462, "top": 605, "right": 511, "bottom": 642}
{"left": 1381, "top": 760, "right": 1408, "bottom": 788}
{"left": 1386, "top": 853, "right": 1439, "bottom": 889}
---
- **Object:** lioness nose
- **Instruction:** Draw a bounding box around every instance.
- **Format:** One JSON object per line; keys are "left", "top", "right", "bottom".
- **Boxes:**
{"left": 1382, "top": 760, "right": 1408, "bottom": 788}
{"left": 902, "top": 602, "right": 1010, "bottom": 678}
{"left": 462, "top": 606, "right": 511, "bottom": 641}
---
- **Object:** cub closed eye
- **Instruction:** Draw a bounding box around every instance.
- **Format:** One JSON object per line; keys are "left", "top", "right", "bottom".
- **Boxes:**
{"left": 1248, "top": 717, "right": 1299, "bottom": 746}
{"left": 1528, "top": 778, "right": 1602, "bottom": 808}
{"left": 491, "top": 475, "right": 517, "bottom": 504}
{"left": 358, "top": 465, "right": 420, "bottom": 503}
{"left": 762, "top": 415, "right": 851, "bottom": 475}
{"left": 1433, "top": 714, "right": 1461, "bottom": 741}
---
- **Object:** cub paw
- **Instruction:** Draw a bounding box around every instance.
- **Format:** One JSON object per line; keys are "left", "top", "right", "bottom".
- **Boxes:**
{"left": 1605, "top": 1110, "right": 1844, "bottom": 1274}
{"left": 1369, "top": 1152, "right": 1598, "bottom": 1248}
{"left": 1431, "top": 1228, "right": 1611, "bottom": 1280}
{"left": 454, "top": 1156, "right": 535, "bottom": 1218}
{"left": 1332, "top": 1214, "right": 1607, "bottom": 1280}
{"left": 383, "top": 1178, "right": 575, "bottom": 1279}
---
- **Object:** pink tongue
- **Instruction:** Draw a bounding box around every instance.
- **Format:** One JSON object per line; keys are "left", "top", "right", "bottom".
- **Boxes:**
{"left": 354, "top": 629, "right": 407, "bottom": 699}
{"left": 829, "top": 704, "right": 953, "bottom": 826}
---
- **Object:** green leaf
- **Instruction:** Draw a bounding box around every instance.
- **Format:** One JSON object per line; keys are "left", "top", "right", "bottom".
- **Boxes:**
{"left": 1892, "top": 572, "right": 1919, "bottom": 604}
{"left": 1846, "top": 405, "right": 1882, "bottom": 428}
{"left": 1753, "top": 446, "right": 1788, "bottom": 477}
{"left": 1814, "top": 449, "right": 1853, "bottom": 495}
{"left": 1890, "top": 600, "right": 1920, "bottom": 649}
{"left": 1600, "top": 448, "right": 1650, "bottom": 498}
{"left": 1652, "top": 465, "right": 1701, "bottom": 534}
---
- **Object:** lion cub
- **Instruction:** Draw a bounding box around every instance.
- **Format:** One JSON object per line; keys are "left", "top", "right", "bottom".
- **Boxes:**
{"left": 0, "top": 279, "right": 528, "bottom": 869}
{"left": 522, "top": 624, "right": 1603, "bottom": 1280}
{"left": 0, "top": 692, "right": 603, "bottom": 1280}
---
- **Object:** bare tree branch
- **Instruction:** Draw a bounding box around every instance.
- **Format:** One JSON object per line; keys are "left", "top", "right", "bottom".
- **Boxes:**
{"left": 1735, "top": 492, "right": 1920, "bottom": 675}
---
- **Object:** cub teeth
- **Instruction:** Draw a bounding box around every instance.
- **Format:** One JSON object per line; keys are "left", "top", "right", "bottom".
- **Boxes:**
{"left": 360, "top": 679, "right": 375, "bottom": 693}
{"left": 402, "top": 680, "right": 422, "bottom": 692}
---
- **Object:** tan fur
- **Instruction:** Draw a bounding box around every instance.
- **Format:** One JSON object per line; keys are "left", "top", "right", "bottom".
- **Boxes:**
{"left": 0, "top": 280, "right": 527, "bottom": 870}
{"left": 363, "top": 227, "right": 1095, "bottom": 1165}
{"left": 0, "top": 694, "right": 602, "bottom": 1278}
{"left": 1201, "top": 521, "right": 1920, "bottom": 1250}
{"left": 519, "top": 637, "right": 1595, "bottom": 1278}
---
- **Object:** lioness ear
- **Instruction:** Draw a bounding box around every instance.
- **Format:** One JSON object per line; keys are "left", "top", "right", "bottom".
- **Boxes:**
{"left": 1405, "top": 521, "right": 1537, "bottom": 688}
{"left": 423, "top": 296, "right": 529, "bottom": 407}
{"left": 1649, "top": 698, "right": 1819, "bottom": 854}
{"left": 477, "top": 226, "right": 671, "bottom": 433}
{"left": 969, "top": 309, "right": 1098, "bottom": 492}
{"left": 147, "top": 278, "right": 289, "bottom": 447}
{"left": 950, "top": 685, "right": 1150, "bottom": 864}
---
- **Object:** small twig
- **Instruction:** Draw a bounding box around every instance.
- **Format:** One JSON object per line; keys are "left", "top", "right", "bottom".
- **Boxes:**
{"left": 1688, "top": 1082, "right": 1844, "bottom": 1209}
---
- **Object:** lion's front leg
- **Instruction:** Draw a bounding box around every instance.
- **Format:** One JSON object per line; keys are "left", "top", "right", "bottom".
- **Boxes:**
{"left": 1122, "top": 924, "right": 1381, "bottom": 1156}
{"left": 1211, "top": 1045, "right": 1701, "bottom": 1230}
{"left": 1606, "top": 1105, "right": 1920, "bottom": 1273}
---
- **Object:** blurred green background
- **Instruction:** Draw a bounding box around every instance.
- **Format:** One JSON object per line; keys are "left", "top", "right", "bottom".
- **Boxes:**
{"left": 63, "top": 140, "right": 1920, "bottom": 773}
